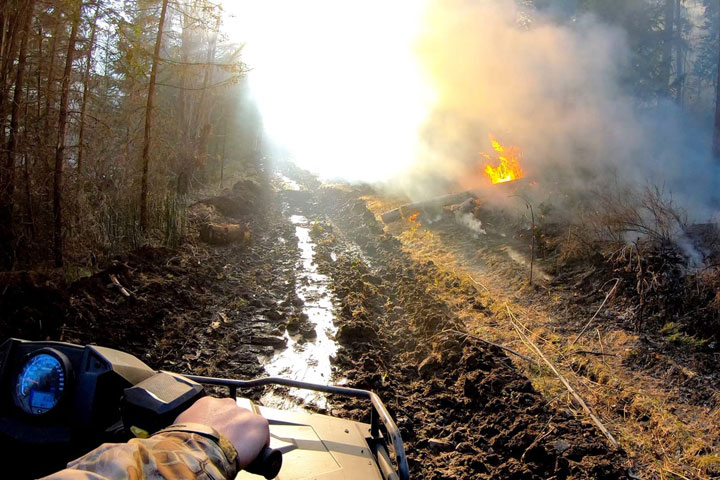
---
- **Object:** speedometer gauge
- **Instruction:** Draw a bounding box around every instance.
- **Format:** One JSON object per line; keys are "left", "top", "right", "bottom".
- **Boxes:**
{"left": 14, "top": 349, "right": 71, "bottom": 415}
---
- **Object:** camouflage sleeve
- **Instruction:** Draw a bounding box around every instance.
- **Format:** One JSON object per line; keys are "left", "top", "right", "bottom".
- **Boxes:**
{"left": 40, "top": 432, "right": 238, "bottom": 480}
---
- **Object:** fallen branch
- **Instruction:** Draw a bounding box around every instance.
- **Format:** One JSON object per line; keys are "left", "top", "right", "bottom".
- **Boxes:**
{"left": 505, "top": 304, "right": 621, "bottom": 450}
{"left": 571, "top": 278, "right": 620, "bottom": 346}
{"left": 443, "top": 328, "right": 539, "bottom": 366}
{"left": 109, "top": 274, "right": 130, "bottom": 297}
{"left": 466, "top": 274, "right": 491, "bottom": 294}
{"left": 572, "top": 350, "right": 618, "bottom": 357}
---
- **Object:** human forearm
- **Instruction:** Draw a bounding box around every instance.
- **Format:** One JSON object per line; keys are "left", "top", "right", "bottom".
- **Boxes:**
{"left": 41, "top": 431, "right": 237, "bottom": 480}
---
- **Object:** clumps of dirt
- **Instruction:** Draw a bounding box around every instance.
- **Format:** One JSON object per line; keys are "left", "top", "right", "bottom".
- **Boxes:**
{"left": 286, "top": 312, "right": 317, "bottom": 339}
{"left": 0, "top": 182, "right": 311, "bottom": 392}
{"left": 0, "top": 248, "right": 185, "bottom": 359}
{"left": 310, "top": 186, "right": 628, "bottom": 480}
{"left": 193, "top": 177, "right": 271, "bottom": 218}
{"left": 65, "top": 245, "right": 230, "bottom": 366}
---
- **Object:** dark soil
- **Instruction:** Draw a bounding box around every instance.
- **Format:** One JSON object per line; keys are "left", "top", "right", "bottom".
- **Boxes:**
{"left": 402, "top": 201, "right": 720, "bottom": 414}
{"left": 0, "top": 168, "right": 631, "bottom": 479}
{"left": 303, "top": 184, "right": 628, "bottom": 479}
{"left": 0, "top": 180, "right": 307, "bottom": 390}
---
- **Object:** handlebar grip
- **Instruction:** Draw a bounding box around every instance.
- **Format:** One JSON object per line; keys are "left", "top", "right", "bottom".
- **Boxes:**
{"left": 244, "top": 446, "right": 283, "bottom": 479}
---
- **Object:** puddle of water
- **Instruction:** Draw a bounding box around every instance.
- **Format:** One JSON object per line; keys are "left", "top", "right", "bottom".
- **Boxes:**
{"left": 260, "top": 215, "right": 339, "bottom": 411}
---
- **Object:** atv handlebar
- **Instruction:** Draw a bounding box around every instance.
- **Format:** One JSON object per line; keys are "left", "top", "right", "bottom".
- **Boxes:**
{"left": 0, "top": 339, "right": 410, "bottom": 480}
{"left": 185, "top": 375, "right": 410, "bottom": 480}
{"left": 246, "top": 446, "right": 283, "bottom": 479}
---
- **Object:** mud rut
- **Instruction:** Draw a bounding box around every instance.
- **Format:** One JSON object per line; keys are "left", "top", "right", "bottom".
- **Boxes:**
{"left": 272, "top": 172, "right": 627, "bottom": 480}
{"left": 0, "top": 171, "right": 628, "bottom": 479}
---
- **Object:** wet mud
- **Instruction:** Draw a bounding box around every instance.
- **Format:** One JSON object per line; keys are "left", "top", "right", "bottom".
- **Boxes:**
{"left": 0, "top": 169, "right": 630, "bottom": 479}
{"left": 306, "top": 185, "right": 628, "bottom": 479}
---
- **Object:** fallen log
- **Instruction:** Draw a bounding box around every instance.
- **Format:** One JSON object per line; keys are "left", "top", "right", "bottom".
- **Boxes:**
{"left": 199, "top": 223, "right": 250, "bottom": 245}
{"left": 380, "top": 190, "right": 479, "bottom": 224}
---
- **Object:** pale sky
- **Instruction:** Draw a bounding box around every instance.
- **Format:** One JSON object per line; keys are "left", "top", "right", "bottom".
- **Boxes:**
{"left": 218, "top": 0, "right": 433, "bottom": 182}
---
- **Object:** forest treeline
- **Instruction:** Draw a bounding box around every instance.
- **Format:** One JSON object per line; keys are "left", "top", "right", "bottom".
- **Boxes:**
{"left": 0, "top": 0, "right": 719, "bottom": 272}
{"left": 0, "top": 0, "right": 261, "bottom": 271}
{"left": 534, "top": 0, "right": 720, "bottom": 155}
{"left": 570, "top": 0, "right": 719, "bottom": 108}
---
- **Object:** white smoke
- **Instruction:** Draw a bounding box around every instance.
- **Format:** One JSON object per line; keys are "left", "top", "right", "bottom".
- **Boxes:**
{"left": 456, "top": 212, "right": 487, "bottom": 236}
{"left": 402, "top": 0, "right": 719, "bottom": 221}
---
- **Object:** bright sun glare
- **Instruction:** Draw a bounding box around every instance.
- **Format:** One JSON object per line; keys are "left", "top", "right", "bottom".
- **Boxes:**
{"left": 221, "top": 0, "right": 433, "bottom": 182}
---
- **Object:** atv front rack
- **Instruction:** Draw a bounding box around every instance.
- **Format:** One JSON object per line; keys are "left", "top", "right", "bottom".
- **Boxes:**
{"left": 186, "top": 375, "right": 410, "bottom": 480}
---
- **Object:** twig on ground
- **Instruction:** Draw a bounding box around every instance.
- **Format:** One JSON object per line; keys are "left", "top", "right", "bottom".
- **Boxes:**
{"left": 521, "top": 418, "right": 555, "bottom": 462}
{"left": 466, "top": 274, "right": 491, "bottom": 294}
{"left": 109, "top": 274, "right": 131, "bottom": 297}
{"left": 662, "top": 467, "right": 691, "bottom": 480}
{"left": 572, "top": 350, "right": 617, "bottom": 357}
{"left": 443, "top": 328, "right": 539, "bottom": 366}
{"left": 571, "top": 278, "right": 620, "bottom": 346}
{"left": 596, "top": 328, "right": 607, "bottom": 365}
{"left": 505, "top": 303, "right": 621, "bottom": 450}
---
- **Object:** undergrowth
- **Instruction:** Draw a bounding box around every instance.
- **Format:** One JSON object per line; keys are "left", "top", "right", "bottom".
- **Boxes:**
{"left": 546, "top": 185, "right": 720, "bottom": 344}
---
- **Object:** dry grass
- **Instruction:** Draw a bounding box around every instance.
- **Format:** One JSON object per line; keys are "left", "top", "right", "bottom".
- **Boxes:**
{"left": 364, "top": 193, "right": 720, "bottom": 480}
{"left": 546, "top": 185, "right": 720, "bottom": 342}
{"left": 588, "top": 185, "right": 688, "bottom": 246}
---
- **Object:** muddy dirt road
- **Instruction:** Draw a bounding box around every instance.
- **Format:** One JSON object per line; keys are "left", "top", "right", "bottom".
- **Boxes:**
{"left": 301, "top": 176, "right": 627, "bottom": 479}
{"left": 0, "top": 167, "right": 630, "bottom": 479}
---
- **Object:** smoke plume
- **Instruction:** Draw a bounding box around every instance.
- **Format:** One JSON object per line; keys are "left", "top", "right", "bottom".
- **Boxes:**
{"left": 404, "top": 0, "right": 719, "bottom": 220}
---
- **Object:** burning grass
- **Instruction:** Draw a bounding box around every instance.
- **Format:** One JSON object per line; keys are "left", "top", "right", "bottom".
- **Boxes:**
{"left": 481, "top": 134, "right": 525, "bottom": 185}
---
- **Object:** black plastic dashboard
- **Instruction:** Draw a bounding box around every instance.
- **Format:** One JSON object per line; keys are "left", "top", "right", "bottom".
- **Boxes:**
{"left": 0, "top": 338, "right": 158, "bottom": 477}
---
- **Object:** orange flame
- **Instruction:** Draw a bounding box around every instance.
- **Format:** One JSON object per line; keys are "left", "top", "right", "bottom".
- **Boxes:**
{"left": 482, "top": 134, "right": 524, "bottom": 184}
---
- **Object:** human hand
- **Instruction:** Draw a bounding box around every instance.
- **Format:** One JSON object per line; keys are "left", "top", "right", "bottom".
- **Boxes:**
{"left": 174, "top": 396, "right": 270, "bottom": 468}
